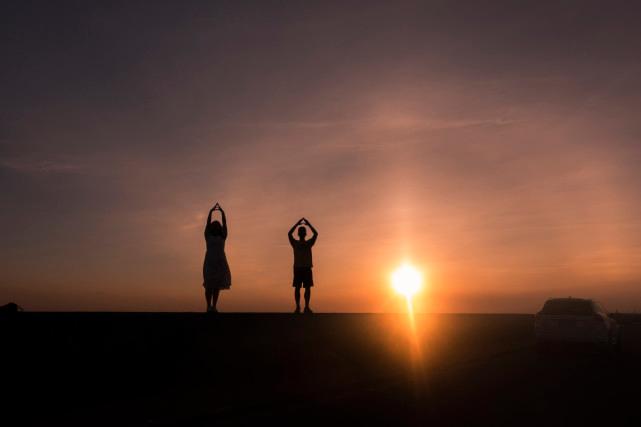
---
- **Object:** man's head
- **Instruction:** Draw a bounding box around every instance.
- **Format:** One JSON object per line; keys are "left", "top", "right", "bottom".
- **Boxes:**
{"left": 297, "top": 226, "right": 307, "bottom": 239}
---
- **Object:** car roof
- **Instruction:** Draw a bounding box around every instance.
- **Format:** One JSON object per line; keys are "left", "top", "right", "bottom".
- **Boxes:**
{"left": 545, "top": 297, "right": 593, "bottom": 303}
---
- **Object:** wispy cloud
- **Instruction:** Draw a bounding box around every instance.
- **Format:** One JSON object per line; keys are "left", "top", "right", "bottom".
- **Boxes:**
{"left": 212, "top": 116, "right": 517, "bottom": 132}
{"left": 212, "top": 119, "right": 361, "bottom": 129}
{"left": 0, "top": 157, "right": 85, "bottom": 174}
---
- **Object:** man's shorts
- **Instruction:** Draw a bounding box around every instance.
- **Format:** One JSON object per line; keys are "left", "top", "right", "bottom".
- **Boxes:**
{"left": 292, "top": 267, "right": 314, "bottom": 288}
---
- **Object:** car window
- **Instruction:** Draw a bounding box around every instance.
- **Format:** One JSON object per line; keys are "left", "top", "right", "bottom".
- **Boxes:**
{"left": 540, "top": 299, "right": 594, "bottom": 315}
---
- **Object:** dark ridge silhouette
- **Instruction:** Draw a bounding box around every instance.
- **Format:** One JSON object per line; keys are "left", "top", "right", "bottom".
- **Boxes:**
{"left": 3, "top": 312, "right": 641, "bottom": 426}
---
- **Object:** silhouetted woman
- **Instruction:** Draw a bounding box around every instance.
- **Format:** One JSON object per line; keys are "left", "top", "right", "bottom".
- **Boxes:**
{"left": 203, "top": 203, "right": 231, "bottom": 312}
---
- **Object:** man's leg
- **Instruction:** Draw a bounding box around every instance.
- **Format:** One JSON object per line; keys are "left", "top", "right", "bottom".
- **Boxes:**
{"left": 304, "top": 287, "right": 311, "bottom": 312}
{"left": 294, "top": 287, "right": 301, "bottom": 312}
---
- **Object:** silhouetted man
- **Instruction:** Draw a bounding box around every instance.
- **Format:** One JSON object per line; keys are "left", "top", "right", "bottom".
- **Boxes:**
{"left": 288, "top": 217, "right": 318, "bottom": 314}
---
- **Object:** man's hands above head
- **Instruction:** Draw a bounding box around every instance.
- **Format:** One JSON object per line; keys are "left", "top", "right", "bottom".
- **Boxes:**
{"left": 304, "top": 218, "right": 318, "bottom": 238}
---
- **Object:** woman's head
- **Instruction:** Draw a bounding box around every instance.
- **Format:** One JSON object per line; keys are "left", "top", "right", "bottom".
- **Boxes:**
{"left": 208, "top": 220, "right": 223, "bottom": 236}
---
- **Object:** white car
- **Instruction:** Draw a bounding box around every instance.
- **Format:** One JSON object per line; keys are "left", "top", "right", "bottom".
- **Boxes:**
{"left": 534, "top": 298, "right": 619, "bottom": 348}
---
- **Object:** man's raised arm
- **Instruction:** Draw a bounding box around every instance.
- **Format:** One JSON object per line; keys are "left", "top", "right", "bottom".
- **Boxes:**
{"left": 303, "top": 218, "right": 318, "bottom": 244}
{"left": 288, "top": 218, "right": 303, "bottom": 243}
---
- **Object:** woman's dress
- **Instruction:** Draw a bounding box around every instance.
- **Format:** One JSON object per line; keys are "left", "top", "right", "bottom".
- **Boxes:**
{"left": 203, "top": 233, "right": 232, "bottom": 290}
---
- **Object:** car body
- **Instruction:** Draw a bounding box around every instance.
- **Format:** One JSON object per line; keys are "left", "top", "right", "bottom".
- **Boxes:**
{"left": 534, "top": 298, "right": 619, "bottom": 347}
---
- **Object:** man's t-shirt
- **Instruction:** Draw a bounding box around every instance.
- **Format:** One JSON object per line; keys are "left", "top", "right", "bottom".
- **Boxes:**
{"left": 289, "top": 235, "right": 316, "bottom": 268}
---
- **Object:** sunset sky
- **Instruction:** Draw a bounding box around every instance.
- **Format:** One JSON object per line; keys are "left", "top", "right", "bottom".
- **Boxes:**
{"left": 2, "top": 1, "right": 641, "bottom": 312}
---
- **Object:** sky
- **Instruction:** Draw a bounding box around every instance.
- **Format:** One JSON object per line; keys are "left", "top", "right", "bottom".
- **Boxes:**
{"left": 1, "top": 1, "right": 641, "bottom": 312}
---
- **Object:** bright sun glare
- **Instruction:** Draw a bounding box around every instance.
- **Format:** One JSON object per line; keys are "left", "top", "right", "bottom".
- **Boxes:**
{"left": 391, "top": 263, "right": 423, "bottom": 299}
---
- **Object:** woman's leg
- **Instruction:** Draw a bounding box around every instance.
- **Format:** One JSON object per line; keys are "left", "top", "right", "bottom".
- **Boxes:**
{"left": 211, "top": 289, "right": 221, "bottom": 311}
{"left": 205, "top": 287, "right": 212, "bottom": 311}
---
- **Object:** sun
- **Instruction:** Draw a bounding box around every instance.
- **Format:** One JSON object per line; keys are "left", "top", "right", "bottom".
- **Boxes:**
{"left": 391, "top": 263, "right": 423, "bottom": 299}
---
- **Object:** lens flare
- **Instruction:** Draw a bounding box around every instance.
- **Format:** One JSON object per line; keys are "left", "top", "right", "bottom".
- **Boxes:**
{"left": 391, "top": 263, "right": 424, "bottom": 365}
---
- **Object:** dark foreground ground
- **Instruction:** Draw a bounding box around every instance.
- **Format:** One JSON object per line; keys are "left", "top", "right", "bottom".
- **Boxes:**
{"left": 3, "top": 312, "right": 641, "bottom": 426}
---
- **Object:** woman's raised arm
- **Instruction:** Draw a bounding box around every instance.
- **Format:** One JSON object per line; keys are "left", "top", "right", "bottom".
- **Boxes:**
{"left": 205, "top": 204, "right": 217, "bottom": 233}
{"left": 219, "top": 206, "right": 228, "bottom": 238}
